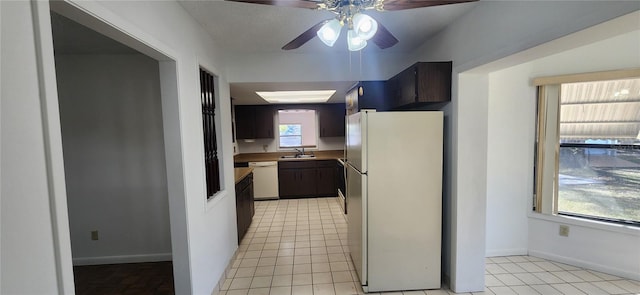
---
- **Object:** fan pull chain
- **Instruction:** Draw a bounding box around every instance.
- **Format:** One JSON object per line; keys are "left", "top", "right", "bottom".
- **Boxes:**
{"left": 359, "top": 50, "right": 362, "bottom": 77}
{"left": 347, "top": 50, "right": 364, "bottom": 79}
{"left": 349, "top": 50, "right": 352, "bottom": 76}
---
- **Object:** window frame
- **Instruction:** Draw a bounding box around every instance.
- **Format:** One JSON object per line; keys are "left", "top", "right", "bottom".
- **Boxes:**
{"left": 533, "top": 69, "right": 640, "bottom": 226}
{"left": 200, "top": 67, "right": 222, "bottom": 200}
{"left": 278, "top": 123, "right": 303, "bottom": 148}
{"left": 276, "top": 109, "right": 318, "bottom": 150}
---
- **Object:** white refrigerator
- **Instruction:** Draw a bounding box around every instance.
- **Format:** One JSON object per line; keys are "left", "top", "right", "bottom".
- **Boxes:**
{"left": 346, "top": 110, "right": 443, "bottom": 293}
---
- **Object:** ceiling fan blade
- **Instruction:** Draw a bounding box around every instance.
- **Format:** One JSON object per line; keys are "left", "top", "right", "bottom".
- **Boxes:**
{"left": 225, "top": 0, "right": 320, "bottom": 9}
{"left": 371, "top": 22, "right": 399, "bottom": 49}
{"left": 382, "top": 0, "right": 478, "bottom": 11}
{"left": 282, "top": 20, "right": 328, "bottom": 50}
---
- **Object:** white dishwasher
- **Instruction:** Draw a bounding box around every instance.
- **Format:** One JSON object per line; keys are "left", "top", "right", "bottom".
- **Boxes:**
{"left": 248, "top": 161, "right": 279, "bottom": 200}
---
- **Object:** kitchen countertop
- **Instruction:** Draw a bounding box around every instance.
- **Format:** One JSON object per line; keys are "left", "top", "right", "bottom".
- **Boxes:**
{"left": 234, "top": 150, "right": 344, "bottom": 163}
{"left": 234, "top": 167, "right": 254, "bottom": 184}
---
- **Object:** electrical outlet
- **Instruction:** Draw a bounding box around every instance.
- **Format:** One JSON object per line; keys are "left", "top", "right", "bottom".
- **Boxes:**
{"left": 91, "top": 230, "right": 99, "bottom": 240}
{"left": 559, "top": 225, "right": 570, "bottom": 237}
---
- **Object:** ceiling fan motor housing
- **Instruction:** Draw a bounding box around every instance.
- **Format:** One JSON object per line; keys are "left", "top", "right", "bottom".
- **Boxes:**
{"left": 321, "top": 0, "right": 384, "bottom": 11}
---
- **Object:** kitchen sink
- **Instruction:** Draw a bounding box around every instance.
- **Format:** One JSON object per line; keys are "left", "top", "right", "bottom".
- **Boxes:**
{"left": 280, "top": 154, "right": 316, "bottom": 159}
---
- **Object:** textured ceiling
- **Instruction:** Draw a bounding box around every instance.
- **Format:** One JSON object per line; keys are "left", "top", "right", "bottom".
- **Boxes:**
{"left": 179, "top": 0, "right": 478, "bottom": 103}
{"left": 178, "top": 0, "right": 478, "bottom": 54}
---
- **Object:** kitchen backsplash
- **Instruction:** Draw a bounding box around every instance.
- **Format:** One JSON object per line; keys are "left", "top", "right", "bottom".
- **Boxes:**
{"left": 237, "top": 136, "right": 344, "bottom": 154}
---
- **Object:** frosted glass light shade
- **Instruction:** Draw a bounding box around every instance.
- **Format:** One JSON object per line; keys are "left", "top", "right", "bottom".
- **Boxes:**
{"left": 347, "top": 29, "right": 367, "bottom": 51}
{"left": 352, "top": 13, "right": 378, "bottom": 40}
{"left": 317, "top": 19, "right": 342, "bottom": 47}
{"left": 256, "top": 90, "right": 336, "bottom": 103}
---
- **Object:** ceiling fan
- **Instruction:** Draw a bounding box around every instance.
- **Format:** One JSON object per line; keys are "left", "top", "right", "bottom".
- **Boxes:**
{"left": 225, "top": 0, "right": 478, "bottom": 51}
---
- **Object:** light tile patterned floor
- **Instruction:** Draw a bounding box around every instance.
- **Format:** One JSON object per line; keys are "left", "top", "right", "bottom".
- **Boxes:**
{"left": 219, "top": 198, "right": 640, "bottom": 295}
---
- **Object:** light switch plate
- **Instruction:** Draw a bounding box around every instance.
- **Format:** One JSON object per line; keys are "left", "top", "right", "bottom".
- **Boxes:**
{"left": 91, "top": 230, "right": 99, "bottom": 240}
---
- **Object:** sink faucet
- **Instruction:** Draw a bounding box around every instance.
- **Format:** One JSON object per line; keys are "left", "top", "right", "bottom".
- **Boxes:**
{"left": 294, "top": 147, "right": 305, "bottom": 157}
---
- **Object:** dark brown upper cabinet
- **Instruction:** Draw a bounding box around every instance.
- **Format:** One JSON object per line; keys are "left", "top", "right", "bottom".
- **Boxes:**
{"left": 235, "top": 105, "right": 274, "bottom": 139}
{"left": 387, "top": 62, "right": 452, "bottom": 109}
{"left": 319, "top": 104, "right": 346, "bottom": 137}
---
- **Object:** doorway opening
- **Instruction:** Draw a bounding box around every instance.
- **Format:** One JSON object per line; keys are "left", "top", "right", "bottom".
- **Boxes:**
{"left": 49, "top": 8, "right": 183, "bottom": 294}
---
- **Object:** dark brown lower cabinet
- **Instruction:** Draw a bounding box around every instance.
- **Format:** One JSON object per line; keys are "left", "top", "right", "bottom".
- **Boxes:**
{"left": 316, "top": 166, "right": 337, "bottom": 196}
{"left": 235, "top": 173, "right": 254, "bottom": 242}
{"left": 278, "top": 160, "right": 337, "bottom": 198}
{"left": 277, "top": 169, "right": 298, "bottom": 197}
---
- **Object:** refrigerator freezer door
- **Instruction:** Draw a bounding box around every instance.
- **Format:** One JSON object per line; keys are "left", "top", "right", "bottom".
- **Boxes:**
{"left": 346, "top": 164, "right": 367, "bottom": 286}
{"left": 346, "top": 111, "right": 371, "bottom": 173}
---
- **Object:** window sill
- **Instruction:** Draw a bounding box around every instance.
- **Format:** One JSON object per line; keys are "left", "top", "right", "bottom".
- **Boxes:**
{"left": 528, "top": 211, "right": 640, "bottom": 236}
{"left": 206, "top": 190, "right": 228, "bottom": 212}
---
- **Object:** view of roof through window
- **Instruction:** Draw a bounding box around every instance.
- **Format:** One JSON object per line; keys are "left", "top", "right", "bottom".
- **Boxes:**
{"left": 560, "top": 77, "right": 640, "bottom": 144}
{"left": 557, "top": 77, "right": 640, "bottom": 224}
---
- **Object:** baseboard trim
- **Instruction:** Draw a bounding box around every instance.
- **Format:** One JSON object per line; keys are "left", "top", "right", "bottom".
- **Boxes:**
{"left": 528, "top": 250, "right": 640, "bottom": 281}
{"left": 486, "top": 248, "right": 528, "bottom": 257}
{"left": 73, "top": 253, "right": 172, "bottom": 266}
{"left": 212, "top": 248, "right": 240, "bottom": 295}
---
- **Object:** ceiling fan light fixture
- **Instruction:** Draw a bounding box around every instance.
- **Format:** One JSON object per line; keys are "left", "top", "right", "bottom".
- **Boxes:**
{"left": 347, "top": 29, "right": 367, "bottom": 51}
{"left": 316, "top": 19, "right": 342, "bottom": 47}
{"left": 352, "top": 13, "right": 378, "bottom": 40}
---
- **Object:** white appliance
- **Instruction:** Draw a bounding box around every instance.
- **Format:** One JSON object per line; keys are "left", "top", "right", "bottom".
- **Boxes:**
{"left": 248, "top": 161, "right": 279, "bottom": 200}
{"left": 336, "top": 158, "right": 346, "bottom": 214}
{"left": 346, "top": 110, "right": 443, "bottom": 293}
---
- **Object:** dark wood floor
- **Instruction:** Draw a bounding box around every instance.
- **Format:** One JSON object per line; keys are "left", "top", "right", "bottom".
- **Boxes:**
{"left": 73, "top": 261, "right": 174, "bottom": 295}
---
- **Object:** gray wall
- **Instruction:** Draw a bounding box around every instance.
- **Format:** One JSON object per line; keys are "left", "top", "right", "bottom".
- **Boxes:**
{"left": 56, "top": 54, "right": 171, "bottom": 264}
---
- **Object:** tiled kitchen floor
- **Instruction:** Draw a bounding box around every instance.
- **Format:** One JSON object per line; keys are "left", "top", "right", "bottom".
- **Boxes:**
{"left": 219, "top": 198, "right": 640, "bottom": 295}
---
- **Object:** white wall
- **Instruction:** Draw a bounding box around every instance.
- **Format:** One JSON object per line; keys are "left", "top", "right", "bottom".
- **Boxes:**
{"left": 2, "top": 0, "right": 239, "bottom": 293}
{"left": 485, "top": 64, "right": 536, "bottom": 257}
{"left": 474, "top": 9, "right": 640, "bottom": 282}
{"left": 451, "top": 73, "right": 489, "bottom": 291}
{"left": 529, "top": 217, "right": 640, "bottom": 280}
{"left": 55, "top": 54, "right": 171, "bottom": 265}
{"left": 412, "top": 2, "right": 640, "bottom": 292}
{"left": 1, "top": 1, "right": 73, "bottom": 293}
{"left": 482, "top": 25, "right": 640, "bottom": 258}
{"left": 523, "top": 29, "right": 640, "bottom": 280}
{"left": 225, "top": 51, "right": 410, "bottom": 83}
{"left": 1, "top": 1, "right": 58, "bottom": 292}
{"left": 70, "top": 2, "right": 239, "bottom": 294}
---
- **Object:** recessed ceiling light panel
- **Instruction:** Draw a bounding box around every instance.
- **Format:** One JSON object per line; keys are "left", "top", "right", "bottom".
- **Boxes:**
{"left": 256, "top": 90, "right": 336, "bottom": 104}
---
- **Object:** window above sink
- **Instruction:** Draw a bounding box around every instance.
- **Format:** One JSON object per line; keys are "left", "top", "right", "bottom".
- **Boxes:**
{"left": 278, "top": 109, "right": 317, "bottom": 150}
